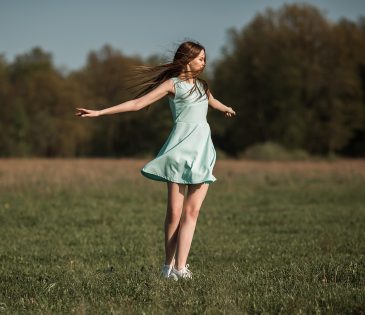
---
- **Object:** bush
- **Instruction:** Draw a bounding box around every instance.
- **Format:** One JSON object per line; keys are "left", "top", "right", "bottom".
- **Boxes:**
{"left": 215, "top": 148, "right": 232, "bottom": 159}
{"left": 240, "top": 141, "right": 311, "bottom": 161}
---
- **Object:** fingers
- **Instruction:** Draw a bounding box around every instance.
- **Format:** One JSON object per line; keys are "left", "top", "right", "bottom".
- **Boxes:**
{"left": 229, "top": 107, "right": 236, "bottom": 115}
{"left": 75, "top": 108, "right": 83, "bottom": 115}
{"left": 224, "top": 107, "right": 236, "bottom": 118}
{"left": 74, "top": 108, "right": 99, "bottom": 118}
{"left": 75, "top": 111, "right": 85, "bottom": 117}
{"left": 75, "top": 108, "right": 89, "bottom": 117}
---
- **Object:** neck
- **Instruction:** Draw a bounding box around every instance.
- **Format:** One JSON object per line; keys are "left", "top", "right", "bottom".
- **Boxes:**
{"left": 178, "top": 72, "right": 197, "bottom": 85}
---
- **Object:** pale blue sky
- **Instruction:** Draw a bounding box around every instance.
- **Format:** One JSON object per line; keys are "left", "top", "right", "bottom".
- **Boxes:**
{"left": 0, "top": 0, "right": 364, "bottom": 72}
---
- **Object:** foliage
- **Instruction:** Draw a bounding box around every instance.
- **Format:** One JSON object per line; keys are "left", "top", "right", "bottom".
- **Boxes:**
{"left": 71, "top": 45, "right": 172, "bottom": 157}
{"left": 241, "top": 141, "right": 310, "bottom": 160}
{"left": 1, "top": 4, "right": 365, "bottom": 157}
{"left": 0, "top": 48, "right": 91, "bottom": 157}
{"left": 212, "top": 3, "right": 365, "bottom": 157}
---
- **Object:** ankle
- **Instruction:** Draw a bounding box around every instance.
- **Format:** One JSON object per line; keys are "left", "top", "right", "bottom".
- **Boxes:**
{"left": 164, "top": 257, "right": 175, "bottom": 266}
{"left": 174, "top": 265, "right": 185, "bottom": 271}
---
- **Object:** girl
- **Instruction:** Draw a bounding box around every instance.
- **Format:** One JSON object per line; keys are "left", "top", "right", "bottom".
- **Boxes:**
{"left": 75, "top": 41, "right": 236, "bottom": 280}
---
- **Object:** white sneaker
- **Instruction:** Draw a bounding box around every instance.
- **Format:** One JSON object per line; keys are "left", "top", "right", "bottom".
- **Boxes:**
{"left": 160, "top": 264, "right": 172, "bottom": 278}
{"left": 169, "top": 264, "right": 193, "bottom": 281}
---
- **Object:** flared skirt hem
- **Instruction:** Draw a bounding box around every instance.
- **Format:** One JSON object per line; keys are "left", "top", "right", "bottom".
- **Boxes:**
{"left": 140, "top": 169, "right": 216, "bottom": 184}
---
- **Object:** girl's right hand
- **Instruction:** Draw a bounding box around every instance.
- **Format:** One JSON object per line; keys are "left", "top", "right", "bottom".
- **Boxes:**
{"left": 75, "top": 108, "right": 100, "bottom": 118}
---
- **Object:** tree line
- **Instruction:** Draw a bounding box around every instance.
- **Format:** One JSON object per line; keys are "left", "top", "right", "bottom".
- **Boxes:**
{"left": 1, "top": 3, "right": 364, "bottom": 158}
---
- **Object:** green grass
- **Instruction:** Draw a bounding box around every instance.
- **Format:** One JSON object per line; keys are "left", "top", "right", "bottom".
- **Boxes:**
{"left": 0, "top": 159, "right": 364, "bottom": 314}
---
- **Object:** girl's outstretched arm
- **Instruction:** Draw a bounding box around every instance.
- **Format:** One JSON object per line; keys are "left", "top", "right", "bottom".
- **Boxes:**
{"left": 75, "top": 79, "right": 174, "bottom": 117}
{"left": 208, "top": 91, "right": 236, "bottom": 118}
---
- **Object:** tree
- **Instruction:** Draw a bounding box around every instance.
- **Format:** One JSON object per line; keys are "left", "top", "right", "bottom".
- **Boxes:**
{"left": 72, "top": 45, "right": 172, "bottom": 157}
{"left": 1, "top": 47, "right": 91, "bottom": 157}
{"left": 212, "top": 4, "right": 365, "bottom": 156}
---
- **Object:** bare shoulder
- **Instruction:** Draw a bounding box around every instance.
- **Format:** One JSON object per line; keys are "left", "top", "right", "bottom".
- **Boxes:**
{"left": 164, "top": 78, "right": 175, "bottom": 96}
{"left": 133, "top": 78, "right": 175, "bottom": 110}
{"left": 148, "top": 78, "right": 175, "bottom": 96}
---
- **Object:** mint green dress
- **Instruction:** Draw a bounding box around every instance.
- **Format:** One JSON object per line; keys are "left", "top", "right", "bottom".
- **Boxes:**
{"left": 140, "top": 77, "right": 217, "bottom": 184}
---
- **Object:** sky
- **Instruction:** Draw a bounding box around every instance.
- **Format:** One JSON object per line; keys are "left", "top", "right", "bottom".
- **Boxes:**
{"left": 0, "top": 0, "right": 364, "bottom": 72}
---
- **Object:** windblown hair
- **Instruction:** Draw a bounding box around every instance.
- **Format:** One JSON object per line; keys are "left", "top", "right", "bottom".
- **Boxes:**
{"left": 126, "top": 41, "right": 210, "bottom": 109}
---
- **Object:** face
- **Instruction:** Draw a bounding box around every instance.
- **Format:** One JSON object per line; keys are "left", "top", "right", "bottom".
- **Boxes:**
{"left": 188, "top": 49, "right": 206, "bottom": 73}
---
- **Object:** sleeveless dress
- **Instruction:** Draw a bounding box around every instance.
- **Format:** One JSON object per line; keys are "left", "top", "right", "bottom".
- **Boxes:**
{"left": 140, "top": 77, "right": 217, "bottom": 184}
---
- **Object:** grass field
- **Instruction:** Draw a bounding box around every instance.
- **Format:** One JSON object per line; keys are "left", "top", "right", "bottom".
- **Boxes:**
{"left": 0, "top": 158, "right": 364, "bottom": 314}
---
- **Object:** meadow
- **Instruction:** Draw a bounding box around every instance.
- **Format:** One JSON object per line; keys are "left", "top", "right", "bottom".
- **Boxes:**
{"left": 0, "top": 158, "right": 364, "bottom": 314}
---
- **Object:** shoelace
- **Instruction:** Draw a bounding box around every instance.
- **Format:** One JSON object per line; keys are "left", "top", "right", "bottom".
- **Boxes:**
{"left": 182, "top": 264, "right": 192, "bottom": 277}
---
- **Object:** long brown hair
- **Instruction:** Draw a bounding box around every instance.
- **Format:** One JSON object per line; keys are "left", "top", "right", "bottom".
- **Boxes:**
{"left": 127, "top": 41, "right": 210, "bottom": 109}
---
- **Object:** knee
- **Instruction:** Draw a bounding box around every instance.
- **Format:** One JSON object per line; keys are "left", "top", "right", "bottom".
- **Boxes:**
{"left": 184, "top": 205, "right": 201, "bottom": 221}
{"left": 166, "top": 206, "right": 182, "bottom": 224}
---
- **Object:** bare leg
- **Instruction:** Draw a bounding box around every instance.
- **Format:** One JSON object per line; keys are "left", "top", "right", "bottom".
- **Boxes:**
{"left": 175, "top": 183, "right": 209, "bottom": 270}
{"left": 164, "top": 182, "right": 186, "bottom": 265}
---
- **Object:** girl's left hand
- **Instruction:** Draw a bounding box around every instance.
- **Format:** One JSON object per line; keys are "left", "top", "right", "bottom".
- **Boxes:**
{"left": 224, "top": 107, "right": 236, "bottom": 118}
